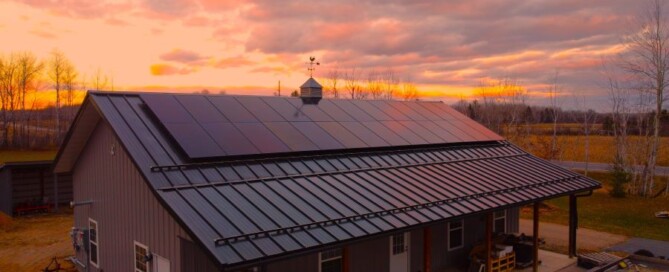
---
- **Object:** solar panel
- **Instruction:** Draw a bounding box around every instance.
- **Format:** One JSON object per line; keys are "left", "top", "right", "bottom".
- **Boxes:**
{"left": 236, "top": 96, "right": 284, "bottom": 122}
{"left": 176, "top": 95, "right": 228, "bottom": 123}
{"left": 207, "top": 96, "right": 258, "bottom": 123}
{"left": 261, "top": 97, "right": 312, "bottom": 122}
{"left": 264, "top": 122, "right": 319, "bottom": 151}
{"left": 141, "top": 93, "right": 501, "bottom": 160}
{"left": 235, "top": 123, "right": 290, "bottom": 153}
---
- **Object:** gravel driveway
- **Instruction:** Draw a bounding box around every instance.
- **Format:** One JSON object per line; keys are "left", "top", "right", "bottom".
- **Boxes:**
{"left": 519, "top": 219, "right": 628, "bottom": 252}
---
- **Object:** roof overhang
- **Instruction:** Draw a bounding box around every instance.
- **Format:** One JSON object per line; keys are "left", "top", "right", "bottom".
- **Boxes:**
{"left": 54, "top": 94, "right": 102, "bottom": 173}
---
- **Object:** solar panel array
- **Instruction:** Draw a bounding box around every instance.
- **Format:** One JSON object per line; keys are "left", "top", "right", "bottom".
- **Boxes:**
{"left": 140, "top": 94, "right": 502, "bottom": 159}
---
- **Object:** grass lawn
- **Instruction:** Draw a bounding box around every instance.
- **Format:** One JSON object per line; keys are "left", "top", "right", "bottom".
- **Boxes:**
{"left": 521, "top": 172, "right": 669, "bottom": 241}
{"left": 0, "top": 149, "right": 57, "bottom": 163}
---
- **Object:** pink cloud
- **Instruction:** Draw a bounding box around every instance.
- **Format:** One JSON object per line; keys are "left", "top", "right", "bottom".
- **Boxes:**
{"left": 213, "top": 56, "right": 255, "bottom": 68}
{"left": 160, "top": 49, "right": 208, "bottom": 64}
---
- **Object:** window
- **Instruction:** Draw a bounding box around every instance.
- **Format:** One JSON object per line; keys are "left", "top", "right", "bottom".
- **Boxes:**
{"left": 89, "top": 219, "right": 99, "bottom": 267}
{"left": 448, "top": 220, "right": 464, "bottom": 250}
{"left": 391, "top": 233, "right": 407, "bottom": 255}
{"left": 135, "top": 241, "right": 150, "bottom": 272}
{"left": 319, "top": 248, "right": 342, "bottom": 272}
{"left": 493, "top": 210, "right": 506, "bottom": 233}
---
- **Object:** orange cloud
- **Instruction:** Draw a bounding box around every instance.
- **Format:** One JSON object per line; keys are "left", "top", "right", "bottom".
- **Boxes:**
{"left": 149, "top": 64, "right": 194, "bottom": 76}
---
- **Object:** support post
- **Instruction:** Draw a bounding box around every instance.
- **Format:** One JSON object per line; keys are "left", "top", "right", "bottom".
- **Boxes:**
{"left": 343, "top": 246, "right": 349, "bottom": 272}
{"left": 533, "top": 202, "right": 540, "bottom": 272}
{"left": 568, "top": 194, "right": 577, "bottom": 258}
{"left": 54, "top": 173, "right": 59, "bottom": 212}
{"left": 486, "top": 212, "right": 493, "bottom": 272}
{"left": 423, "top": 227, "right": 431, "bottom": 272}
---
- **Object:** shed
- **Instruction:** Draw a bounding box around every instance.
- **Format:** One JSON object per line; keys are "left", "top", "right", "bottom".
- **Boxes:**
{"left": 0, "top": 160, "right": 72, "bottom": 216}
{"left": 55, "top": 90, "right": 599, "bottom": 272}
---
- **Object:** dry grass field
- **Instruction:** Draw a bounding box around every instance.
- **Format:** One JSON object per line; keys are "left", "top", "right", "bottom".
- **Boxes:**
{"left": 513, "top": 135, "right": 669, "bottom": 166}
{"left": 0, "top": 150, "right": 57, "bottom": 163}
{"left": 0, "top": 210, "right": 77, "bottom": 272}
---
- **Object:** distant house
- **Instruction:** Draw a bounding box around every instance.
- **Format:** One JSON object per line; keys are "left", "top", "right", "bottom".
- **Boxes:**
{"left": 0, "top": 160, "right": 72, "bottom": 216}
{"left": 54, "top": 79, "right": 599, "bottom": 272}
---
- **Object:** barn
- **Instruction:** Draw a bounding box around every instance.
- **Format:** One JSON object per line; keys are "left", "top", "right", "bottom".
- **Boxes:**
{"left": 54, "top": 79, "right": 599, "bottom": 272}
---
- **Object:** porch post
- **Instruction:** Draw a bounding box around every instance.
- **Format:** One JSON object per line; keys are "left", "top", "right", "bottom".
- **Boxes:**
{"left": 486, "top": 212, "right": 493, "bottom": 272}
{"left": 423, "top": 227, "right": 431, "bottom": 272}
{"left": 343, "top": 245, "right": 349, "bottom": 272}
{"left": 568, "top": 194, "right": 577, "bottom": 258}
{"left": 533, "top": 202, "right": 540, "bottom": 272}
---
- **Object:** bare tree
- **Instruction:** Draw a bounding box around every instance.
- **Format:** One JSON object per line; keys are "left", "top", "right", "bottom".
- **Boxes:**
{"left": 573, "top": 95, "right": 598, "bottom": 176}
{"left": 15, "top": 52, "right": 43, "bottom": 148}
{"left": 620, "top": 0, "right": 669, "bottom": 196}
{"left": 344, "top": 68, "right": 365, "bottom": 99}
{"left": 399, "top": 80, "right": 419, "bottom": 101}
{"left": 324, "top": 67, "right": 341, "bottom": 98}
{"left": 48, "top": 50, "right": 76, "bottom": 144}
{"left": 381, "top": 69, "right": 399, "bottom": 100}
{"left": 547, "top": 71, "right": 563, "bottom": 160}
{"left": 366, "top": 69, "right": 383, "bottom": 99}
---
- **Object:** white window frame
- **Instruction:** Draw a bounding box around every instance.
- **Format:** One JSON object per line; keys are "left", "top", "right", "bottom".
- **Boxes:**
{"left": 447, "top": 220, "right": 464, "bottom": 251}
{"left": 493, "top": 210, "right": 507, "bottom": 233}
{"left": 318, "top": 248, "right": 343, "bottom": 272}
{"left": 134, "top": 241, "right": 150, "bottom": 272}
{"left": 88, "top": 218, "right": 99, "bottom": 268}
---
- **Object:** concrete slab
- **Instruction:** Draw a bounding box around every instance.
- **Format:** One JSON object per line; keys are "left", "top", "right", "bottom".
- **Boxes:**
{"left": 517, "top": 250, "right": 578, "bottom": 272}
{"left": 519, "top": 219, "right": 628, "bottom": 252}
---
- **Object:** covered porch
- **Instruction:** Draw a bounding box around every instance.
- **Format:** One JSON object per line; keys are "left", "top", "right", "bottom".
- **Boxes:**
{"left": 423, "top": 192, "right": 591, "bottom": 272}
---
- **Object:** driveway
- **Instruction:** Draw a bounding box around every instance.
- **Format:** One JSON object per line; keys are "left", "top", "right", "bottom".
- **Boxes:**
{"left": 607, "top": 238, "right": 669, "bottom": 258}
{"left": 519, "top": 219, "right": 628, "bottom": 252}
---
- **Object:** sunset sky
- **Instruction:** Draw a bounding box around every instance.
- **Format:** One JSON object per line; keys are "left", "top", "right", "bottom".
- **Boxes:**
{"left": 0, "top": 0, "right": 641, "bottom": 109}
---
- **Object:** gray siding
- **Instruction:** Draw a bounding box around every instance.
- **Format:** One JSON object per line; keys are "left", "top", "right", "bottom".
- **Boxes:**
{"left": 72, "top": 122, "right": 216, "bottom": 272}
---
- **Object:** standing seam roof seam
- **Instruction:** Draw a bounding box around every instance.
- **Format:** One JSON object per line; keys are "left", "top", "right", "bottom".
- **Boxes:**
{"left": 214, "top": 175, "right": 593, "bottom": 246}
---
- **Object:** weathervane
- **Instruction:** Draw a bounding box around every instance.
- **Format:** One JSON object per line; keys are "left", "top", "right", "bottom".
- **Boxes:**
{"left": 307, "top": 56, "right": 320, "bottom": 78}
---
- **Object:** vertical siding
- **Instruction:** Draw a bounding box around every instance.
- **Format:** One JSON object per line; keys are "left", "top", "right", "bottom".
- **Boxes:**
{"left": 507, "top": 207, "right": 520, "bottom": 233}
{"left": 266, "top": 253, "right": 318, "bottom": 272}
{"left": 73, "top": 122, "right": 209, "bottom": 272}
{"left": 349, "top": 235, "right": 390, "bottom": 272}
{"left": 11, "top": 168, "right": 72, "bottom": 209}
{"left": 410, "top": 229, "right": 424, "bottom": 272}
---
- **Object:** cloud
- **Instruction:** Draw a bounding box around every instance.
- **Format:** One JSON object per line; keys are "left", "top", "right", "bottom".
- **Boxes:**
{"left": 15, "top": 0, "right": 133, "bottom": 18}
{"left": 159, "top": 49, "right": 208, "bottom": 64}
{"left": 213, "top": 56, "right": 255, "bottom": 68}
{"left": 149, "top": 63, "right": 195, "bottom": 76}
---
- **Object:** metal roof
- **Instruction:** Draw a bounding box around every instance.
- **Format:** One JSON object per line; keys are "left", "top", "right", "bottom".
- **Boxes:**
{"left": 55, "top": 92, "right": 600, "bottom": 270}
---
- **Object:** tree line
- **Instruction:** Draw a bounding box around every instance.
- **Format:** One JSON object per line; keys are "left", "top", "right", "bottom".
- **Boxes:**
{"left": 0, "top": 50, "right": 111, "bottom": 149}
{"left": 318, "top": 67, "right": 419, "bottom": 101}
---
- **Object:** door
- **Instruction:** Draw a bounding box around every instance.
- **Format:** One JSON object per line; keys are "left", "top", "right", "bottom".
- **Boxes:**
{"left": 389, "top": 232, "right": 410, "bottom": 272}
{"left": 152, "top": 254, "right": 170, "bottom": 272}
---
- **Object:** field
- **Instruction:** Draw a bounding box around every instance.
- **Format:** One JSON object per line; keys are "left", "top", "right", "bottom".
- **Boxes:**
{"left": 0, "top": 210, "right": 76, "bottom": 271}
{"left": 0, "top": 149, "right": 57, "bottom": 163}
{"left": 513, "top": 135, "right": 669, "bottom": 166}
{"left": 521, "top": 172, "right": 669, "bottom": 241}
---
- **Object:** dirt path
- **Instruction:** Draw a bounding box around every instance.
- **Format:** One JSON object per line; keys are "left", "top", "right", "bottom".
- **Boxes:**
{"left": 519, "top": 219, "right": 628, "bottom": 253}
{"left": 0, "top": 212, "right": 76, "bottom": 272}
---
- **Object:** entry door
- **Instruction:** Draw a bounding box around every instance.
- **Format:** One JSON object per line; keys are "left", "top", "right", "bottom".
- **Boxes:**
{"left": 389, "top": 232, "right": 410, "bottom": 272}
{"left": 152, "top": 254, "right": 170, "bottom": 272}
